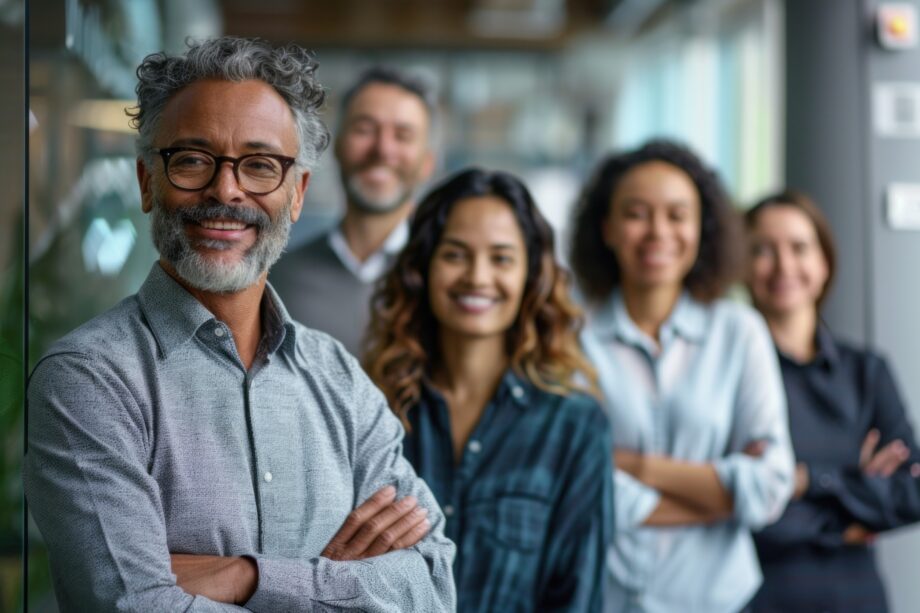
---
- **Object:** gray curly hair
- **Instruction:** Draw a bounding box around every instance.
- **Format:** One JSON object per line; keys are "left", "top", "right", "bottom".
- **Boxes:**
{"left": 128, "top": 37, "right": 330, "bottom": 169}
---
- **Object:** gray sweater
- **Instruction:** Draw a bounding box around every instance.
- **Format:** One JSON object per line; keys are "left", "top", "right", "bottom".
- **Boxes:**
{"left": 271, "top": 235, "right": 388, "bottom": 358}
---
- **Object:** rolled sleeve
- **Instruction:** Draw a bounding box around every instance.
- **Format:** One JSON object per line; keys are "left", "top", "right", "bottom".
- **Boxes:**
{"left": 714, "top": 312, "right": 795, "bottom": 529}
{"left": 613, "top": 468, "right": 662, "bottom": 530}
{"left": 714, "top": 449, "right": 793, "bottom": 528}
{"left": 246, "top": 552, "right": 432, "bottom": 612}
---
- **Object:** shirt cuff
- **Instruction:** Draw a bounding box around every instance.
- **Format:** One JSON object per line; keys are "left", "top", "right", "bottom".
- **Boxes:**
{"left": 244, "top": 555, "right": 359, "bottom": 612}
{"left": 613, "top": 468, "right": 661, "bottom": 529}
{"left": 805, "top": 463, "right": 843, "bottom": 499}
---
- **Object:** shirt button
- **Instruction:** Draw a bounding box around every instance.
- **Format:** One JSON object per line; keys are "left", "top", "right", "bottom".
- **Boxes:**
{"left": 443, "top": 505, "right": 454, "bottom": 517}
{"left": 468, "top": 440, "right": 482, "bottom": 453}
{"left": 263, "top": 471, "right": 273, "bottom": 483}
{"left": 819, "top": 474, "right": 832, "bottom": 488}
{"left": 512, "top": 386, "right": 525, "bottom": 399}
{"left": 214, "top": 327, "right": 225, "bottom": 337}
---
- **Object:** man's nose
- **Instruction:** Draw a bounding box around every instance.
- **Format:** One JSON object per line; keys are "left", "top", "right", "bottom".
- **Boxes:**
{"left": 203, "top": 161, "right": 246, "bottom": 202}
{"left": 373, "top": 130, "right": 400, "bottom": 162}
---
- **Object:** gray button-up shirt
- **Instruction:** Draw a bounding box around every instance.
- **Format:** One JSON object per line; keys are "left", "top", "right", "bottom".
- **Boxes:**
{"left": 24, "top": 263, "right": 456, "bottom": 612}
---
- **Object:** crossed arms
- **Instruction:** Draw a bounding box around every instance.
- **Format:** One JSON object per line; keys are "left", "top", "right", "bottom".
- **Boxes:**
{"left": 171, "top": 485, "right": 433, "bottom": 604}
{"left": 24, "top": 351, "right": 455, "bottom": 612}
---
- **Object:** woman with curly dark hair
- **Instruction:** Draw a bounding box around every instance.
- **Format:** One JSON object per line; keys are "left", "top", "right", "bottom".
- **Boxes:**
{"left": 571, "top": 140, "right": 794, "bottom": 613}
{"left": 364, "top": 167, "right": 613, "bottom": 612}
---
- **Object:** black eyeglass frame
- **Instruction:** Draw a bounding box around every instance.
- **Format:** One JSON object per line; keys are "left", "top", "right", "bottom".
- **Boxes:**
{"left": 154, "top": 147, "right": 298, "bottom": 196}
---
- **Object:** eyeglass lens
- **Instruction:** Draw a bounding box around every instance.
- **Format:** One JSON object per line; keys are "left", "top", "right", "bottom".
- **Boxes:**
{"left": 168, "top": 151, "right": 285, "bottom": 193}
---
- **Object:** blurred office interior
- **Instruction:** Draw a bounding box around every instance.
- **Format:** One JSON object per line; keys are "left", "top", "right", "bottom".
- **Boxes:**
{"left": 10, "top": 0, "right": 920, "bottom": 610}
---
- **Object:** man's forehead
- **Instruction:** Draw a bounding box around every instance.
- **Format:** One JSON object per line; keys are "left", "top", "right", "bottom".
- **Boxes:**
{"left": 156, "top": 79, "right": 297, "bottom": 151}
{"left": 344, "top": 82, "right": 430, "bottom": 127}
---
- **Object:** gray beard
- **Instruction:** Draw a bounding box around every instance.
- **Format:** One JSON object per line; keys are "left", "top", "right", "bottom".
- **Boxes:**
{"left": 344, "top": 173, "right": 414, "bottom": 215}
{"left": 150, "top": 194, "right": 292, "bottom": 294}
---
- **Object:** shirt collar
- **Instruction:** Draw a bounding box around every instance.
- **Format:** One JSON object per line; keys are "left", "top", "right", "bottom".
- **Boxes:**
{"left": 421, "top": 368, "right": 532, "bottom": 412}
{"left": 262, "top": 281, "right": 297, "bottom": 356}
{"left": 327, "top": 220, "right": 409, "bottom": 283}
{"left": 498, "top": 369, "right": 531, "bottom": 409}
{"left": 779, "top": 323, "right": 839, "bottom": 369}
{"left": 814, "top": 323, "right": 840, "bottom": 367}
{"left": 592, "top": 289, "right": 708, "bottom": 347}
{"left": 138, "top": 262, "right": 296, "bottom": 359}
{"left": 381, "top": 219, "right": 410, "bottom": 255}
{"left": 138, "top": 262, "right": 216, "bottom": 358}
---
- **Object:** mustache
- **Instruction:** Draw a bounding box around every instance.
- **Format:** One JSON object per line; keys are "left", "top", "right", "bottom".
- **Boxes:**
{"left": 178, "top": 203, "right": 271, "bottom": 229}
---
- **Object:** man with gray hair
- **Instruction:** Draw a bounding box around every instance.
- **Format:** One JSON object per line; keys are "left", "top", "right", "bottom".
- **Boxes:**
{"left": 271, "top": 65, "right": 437, "bottom": 356}
{"left": 24, "top": 37, "right": 455, "bottom": 611}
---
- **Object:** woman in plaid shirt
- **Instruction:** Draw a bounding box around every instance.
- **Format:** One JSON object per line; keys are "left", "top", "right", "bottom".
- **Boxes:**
{"left": 364, "top": 167, "right": 614, "bottom": 612}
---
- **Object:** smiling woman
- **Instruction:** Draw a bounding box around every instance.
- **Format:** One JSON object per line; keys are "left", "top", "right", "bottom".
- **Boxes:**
{"left": 571, "top": 140, "right": 795, "bottom": 613}
{"left": 364, "top": 167, "right": 613, "bottom": 612}
{"left": 427, "top": 194, "right": 528, "bottom": 344}
{"left": 744, "top": 191, "right": 920, "bottom": 613}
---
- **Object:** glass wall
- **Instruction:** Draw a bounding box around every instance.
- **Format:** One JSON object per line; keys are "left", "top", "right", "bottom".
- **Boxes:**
{"left": 0, "top": 0, "right": 24, "bottom": 610}
{"left": 608, "top": 0, "right": 784, "bottom": 203}
{"left": 27, "top": 1, "right": 221, "bottom": 608}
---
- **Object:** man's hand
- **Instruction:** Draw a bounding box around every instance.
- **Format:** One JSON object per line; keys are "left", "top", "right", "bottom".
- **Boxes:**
{"left": 171, "top": 554, "right": 258, "bottom": 604}
{"left": 860, "top": 429, "right": 909, "bottom": 477}
{"left": 322, "top": 485, "right": 431, "bottom": 561}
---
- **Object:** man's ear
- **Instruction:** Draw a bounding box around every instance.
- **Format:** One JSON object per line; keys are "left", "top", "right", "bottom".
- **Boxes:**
{"left": 290, "top": 170, "right": 310, "bottom": 224}
{"left": 137, "top": 158, "right": 154, "bottom": 213}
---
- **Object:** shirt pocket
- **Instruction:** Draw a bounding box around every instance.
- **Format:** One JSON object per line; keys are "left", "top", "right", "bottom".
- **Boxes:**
{"left": 468, "top": 490, "right": 552, "bottom": 553}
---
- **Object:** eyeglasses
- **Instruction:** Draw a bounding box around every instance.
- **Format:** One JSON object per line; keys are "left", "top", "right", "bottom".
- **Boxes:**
{"left": 155, "top": 147, "right": 297, "bottom": 196}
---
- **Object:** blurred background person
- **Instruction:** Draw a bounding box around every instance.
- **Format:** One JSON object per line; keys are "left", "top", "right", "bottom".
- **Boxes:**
{"left": 364, "top": 168, "right": 612, "bottom": 612}
{"left": 572, "top": 140, "right": 794, "bottom": 613}
{"left": 271, "top": 66, "right": 436, "bottom": 355}
{"left": 744, "top": 190, "right": 920, "bottom": 613}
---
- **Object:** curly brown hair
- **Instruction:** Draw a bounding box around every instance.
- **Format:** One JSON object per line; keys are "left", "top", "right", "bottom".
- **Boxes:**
{"left": 363, "top": 168, "right": 597, "bottom": 430}
{"left": 570, "top": 139, "right": 741, "bottom": 304}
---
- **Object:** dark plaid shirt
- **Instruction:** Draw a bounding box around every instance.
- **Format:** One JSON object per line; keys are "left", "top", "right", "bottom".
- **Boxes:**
{"left": 752, "top": 327, "right": 920, "bottom": 613}
{"left": 403, "top": 371, "right": 613, "bottom": 613}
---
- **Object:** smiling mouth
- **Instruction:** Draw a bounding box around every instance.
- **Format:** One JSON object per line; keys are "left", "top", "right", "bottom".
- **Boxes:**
{"left": 452, "top": 293, "right": 500, "bottom": 312}
{"left": 198, "top": 219, "right": 249, "bottom": 231}
{"left": 768, "top": 279, "right": 803, "bottom": 292}
{"left": 639, "top": 252, "right": 675, "bottom": 265}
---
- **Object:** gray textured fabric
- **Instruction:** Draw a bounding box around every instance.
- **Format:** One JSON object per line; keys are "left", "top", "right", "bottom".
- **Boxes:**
{"left": 270, "top": 234, "right": 386, "bottom": 357}
{"left": 24, "top": 262, "right": 456, "bottom": 612}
